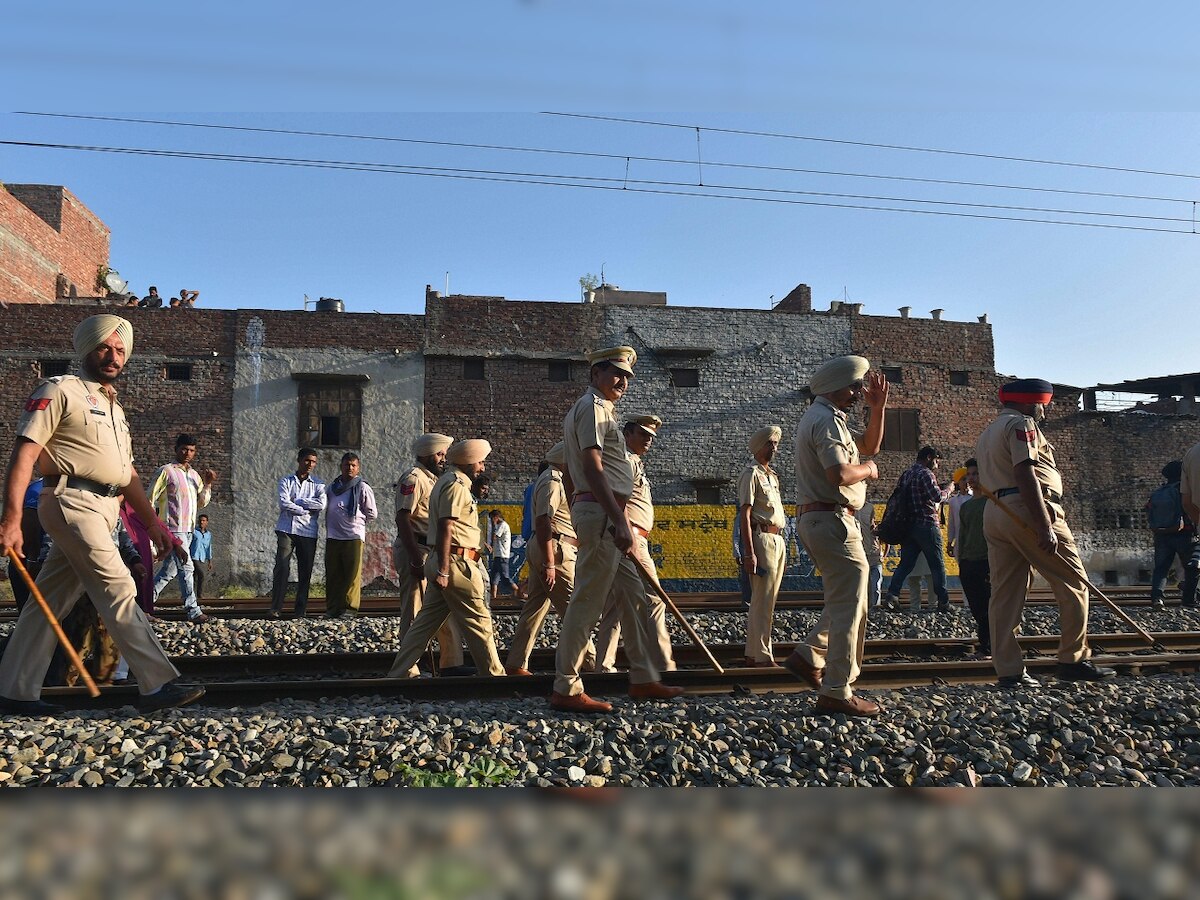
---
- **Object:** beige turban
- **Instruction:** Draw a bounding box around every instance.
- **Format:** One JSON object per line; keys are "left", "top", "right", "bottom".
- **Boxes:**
{"left": 545, "top": 441, "right": 566, "bottom": 466}
{"left": 627, "top": 414, "right": 662, "bottom": 436}
{"left": 73, "top": 314, "right": 134, "bottom": 360}
{"left": 586, "top": 345, "right": 637, "bottom": 376}
{"left": 412, "top": 432, "right": 454, "bottom": 457}
{"left": 809, "top": 355, "right": 869, "bottom": 396}
{"left": 749, "top": 426, "right": 782, "bottom": 454}
{"left": 446, "top": 439, "right": 492, "bottom": 466}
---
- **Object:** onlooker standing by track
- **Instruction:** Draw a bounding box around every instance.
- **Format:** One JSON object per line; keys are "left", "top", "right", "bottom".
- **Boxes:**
{"left": 486, "top": 510, "right": 517, "bottom": 602}
{"left": 0, "top": 314, "right": 202, "bottom": 713}
{"left": 854, "top": 501, "right": 883, "bottom": 611}
{"left": 271, "top": 447, "right": 326, "bottom": 619}
{"left": 783, "top": 355, "right": 887, "bottom": 717}
{"left": 1146, "top": 460, "right": 1198, "bottom": 609}
{"left": 324, "top": 452, "right": 378, "bottom": 618}
{"left": 975, "top": 377, "right": 1114, "bottom": 687}
{"left": 739, "top": 425, "right": 787, "bottom": 668}
{"left": 954, "top": 461, "right": 991, "bottom": 657}
{"left": 190, "top": 514, "right": 213, "bottom": 602}
{"left": 1183, "top": 442, "right": 1200, "bottom": 580}
{"left": 149, "top": 433, "right": 216, "bottom": 624}
{"left": 881, "top": 446, "right": 954, "bottom": 613}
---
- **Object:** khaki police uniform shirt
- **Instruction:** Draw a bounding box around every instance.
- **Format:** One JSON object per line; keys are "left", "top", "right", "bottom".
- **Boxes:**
{"left": 1183, "top": 442, "right": 1200, "bottom": 512}
{"left": 625, "top": 452, "right": 654, "bottom": 532}
{"left": 395, "top": 463, "right": 437, "bottom": 538}
{"left": 17, "top": 375, "right": 133, "bottom": 487}
{"left": 563, "top": 387, "right": 635, "bottom": 499}
{"left": 794, "top": 396, "right": 865, "bottom": 509}
{"left": 737, "top": 460, "right": 786, "bottom": 528}
{"left": 534, "top": 466, "right": 576, "bottom": 541}
{"left": 427, "top": 468, "right": 480, "bottom": 550}
{"left": 975, "top": 409, "right": 1064, "bottom": 499}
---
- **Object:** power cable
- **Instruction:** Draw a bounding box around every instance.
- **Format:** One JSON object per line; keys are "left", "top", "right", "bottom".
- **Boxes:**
{"left": 545, "top": 112, "right": 1200, "bottom": 183}
{"left": 12, "top": 111, "right": 1193, "bottom": 206}
{"left": 0, "top": 139, "right": 1193, "bottom": 235}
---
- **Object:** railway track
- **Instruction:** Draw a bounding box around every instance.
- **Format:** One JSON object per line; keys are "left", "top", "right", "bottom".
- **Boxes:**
{"left": 37, "top": 635, "right": 1200, "bottom": 712}
{"left": 0, "top": 588, "right": 1173, "bottom": 621}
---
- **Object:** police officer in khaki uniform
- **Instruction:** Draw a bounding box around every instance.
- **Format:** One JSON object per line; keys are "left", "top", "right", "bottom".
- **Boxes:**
{"left": 387, "top": 439, "right": 505, "bottom": 677}
{"left": 591, "top": 415, "right": 675, "bottom": 674}
{"left": 975, "top": 378, "right": 1116, "bottom": 686}
{"left": 393, "top": 432, "right": 468, "bottom": 676}
{"left": 784, "top": 355, "right": 888, "bottom": 717}
{"left": 505, "top": 442, "right": 596, "bottom": 674}
{"left": 0, "top": 315, "right": 204, "bottom": 714}
{"left": 551, "top": 347, "right": 683, "bottom": 713}
{"left": 739, "top": 425, "right": 787, "bottom": 667}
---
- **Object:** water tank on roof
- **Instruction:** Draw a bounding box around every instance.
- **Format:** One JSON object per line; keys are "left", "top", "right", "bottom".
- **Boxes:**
{"left": 315, "top": 297, "right": 344, "bottom": 312}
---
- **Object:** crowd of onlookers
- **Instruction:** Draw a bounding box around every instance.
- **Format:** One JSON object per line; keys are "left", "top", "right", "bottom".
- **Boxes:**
{"left": 121, "top": 286, "right": 201, "bottom": 309}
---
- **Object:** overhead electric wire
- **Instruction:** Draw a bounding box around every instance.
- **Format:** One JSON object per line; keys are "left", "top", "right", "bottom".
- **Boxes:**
{"left": 12, "top": 111, "right": 1193, "bottom": 206}
{"left": 1, "top": 138, "right": 1193, "bottom": 235}
{"left": 546, "top": 112, "right": 1200, "bottom": 184}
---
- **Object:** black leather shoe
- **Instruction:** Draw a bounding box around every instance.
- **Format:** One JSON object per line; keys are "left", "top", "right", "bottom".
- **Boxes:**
{"left": 1056, "top": 660, "right": 1116, "bottom": 682}
{"left": 138, "top": 681, "right": 206, "bottom": 712}
{"left": 997, "top": 671, "right": 1040, "bottom": 688}
{"left": 0, "top": 696, "right": 61, "bottom": 715}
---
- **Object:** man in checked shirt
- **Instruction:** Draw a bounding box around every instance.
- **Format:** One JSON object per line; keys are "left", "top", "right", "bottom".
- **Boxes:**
{"left": 880, "top": 446, "right": 954, "bottom": 613}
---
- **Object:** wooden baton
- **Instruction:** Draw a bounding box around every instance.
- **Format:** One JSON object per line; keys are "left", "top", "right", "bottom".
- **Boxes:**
{"left": 975, "top": 484, "right": 1166, "bottom": 652}
{"left": 4, "top": 548, "right": 101, "bottom": 697}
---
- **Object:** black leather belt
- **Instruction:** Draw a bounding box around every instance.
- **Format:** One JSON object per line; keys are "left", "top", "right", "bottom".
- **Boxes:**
{"left": 65, "top": 476, "right": 122, "bottom": 497}
{"left": 995, "top": 486, "right": 1063, "bottom": 504}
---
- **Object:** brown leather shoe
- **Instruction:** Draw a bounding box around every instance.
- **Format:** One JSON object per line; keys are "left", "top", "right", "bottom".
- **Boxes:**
{"left": 742, "top": 657, "right": 783, "bottom": 668}
{"left": 782, "top": 651, "right": 823, "bottom": 690}
{"left": 550, "top": 691, "right": 613, "bottom": 713}
{"left": 506, "top": 666, "right": 533, "bottom": 677}
{"left": 814, "top": 694, "right": 881, "bottom": 718}
{"left": 628, "top": 681, "right": 685, "bottom": 700}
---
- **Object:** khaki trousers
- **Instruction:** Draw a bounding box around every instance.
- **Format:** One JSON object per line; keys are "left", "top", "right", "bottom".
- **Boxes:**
{"left": 592, "top": 534, "right": 675, "bottom": 673}
{"left": 795, "top": 512, "right": 869, "bottom": 700}
{"left": 744, "top": 530, "right": 786, "bottom": 663}
{"left": 387, "top": 553, "right": 504, "bottom": 677}
{"left": 506, "top": 538, "right": 595, "bottom": 671}
{"left": 554, "top": 502, "right": 659, "bottom": 696}
{"left": 393, "top": 540, "right": 464, "bottom": 674}
{"left": 324, "top": 538, "right": 363, "bottom": 617}
{"left": 984, "top": 498, "right": 1090, "bottom": 677}
{"left": 0, "top": 489, "right": 179, "bottom": 700}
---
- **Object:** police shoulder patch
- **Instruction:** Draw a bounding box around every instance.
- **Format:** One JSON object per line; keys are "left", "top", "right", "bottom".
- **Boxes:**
{"left": 400, "top": 483, "right": 416, "bottom": 496}
{"left": 1017, "top": 429, "right": 1037, "bottom": 443}
{"left": 24, "top": 397, "right": 51, "bottom": 412}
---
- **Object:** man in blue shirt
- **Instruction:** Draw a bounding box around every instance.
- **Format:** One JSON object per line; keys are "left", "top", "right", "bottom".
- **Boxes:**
{"left": 190, "top": 513, "right": 213, "bottom": 601}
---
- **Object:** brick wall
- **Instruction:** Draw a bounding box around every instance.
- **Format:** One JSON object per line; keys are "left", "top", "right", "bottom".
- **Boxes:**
{"left": 850, "top": 313, "right": 1003, "bottom": 494}
{"left": 0, "top": 185, "right": 110, "bottom": 304}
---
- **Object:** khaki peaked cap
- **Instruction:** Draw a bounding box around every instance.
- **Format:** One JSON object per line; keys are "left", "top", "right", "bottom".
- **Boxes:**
{"left": 587, "top": 345, "right": 637, "bottom": 375}
{"left": 627, "top": 414, "right": 662, "bottom": 436}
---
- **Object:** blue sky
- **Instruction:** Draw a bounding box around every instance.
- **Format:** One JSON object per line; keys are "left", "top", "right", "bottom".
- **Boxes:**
{"left": 6, "top": 2, "right": 1200, "bottom": 389}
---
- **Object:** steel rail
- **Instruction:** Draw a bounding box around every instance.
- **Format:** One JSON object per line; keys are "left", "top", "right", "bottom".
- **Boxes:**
{"left": 40, "top": 651, "right": 1200, "bottom": 711}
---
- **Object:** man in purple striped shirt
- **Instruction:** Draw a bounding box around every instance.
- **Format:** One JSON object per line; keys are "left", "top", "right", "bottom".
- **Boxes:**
{"left": 881, "top": 446, "right": 954, "bottom": 613}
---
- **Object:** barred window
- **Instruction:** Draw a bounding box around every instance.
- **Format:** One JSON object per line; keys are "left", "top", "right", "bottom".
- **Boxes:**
{"left": 548, "top": 360, "right": 571, "bottom": 382}
{"left": 295, "top": 377, "right": 365, "bottom": 449}
{"left": 165, "top": 364, "right": 193, "bottom": 382}
{"left": 463, "top": 358, "right": 486, "bottom": 380}
{"left": 40, "top": 359, "right": 70, "bottom": 378}
{"left": 671, "top": 368, "right": 700, "bottom": 388}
